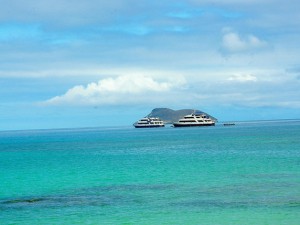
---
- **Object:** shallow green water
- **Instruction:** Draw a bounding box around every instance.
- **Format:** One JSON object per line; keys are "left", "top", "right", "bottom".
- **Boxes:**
{"left": 1, "top": 122, "right": 300, "bottom": 224}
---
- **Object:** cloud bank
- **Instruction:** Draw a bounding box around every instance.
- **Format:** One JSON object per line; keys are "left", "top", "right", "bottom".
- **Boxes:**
{"left": 45, "top": 75, "right": 186, "bottom": 106}
{"left": 221, "top": 29, "right": 267, "bottom": 53}
{"left": 227, "top": 74, "right": 257, "bottom": 82}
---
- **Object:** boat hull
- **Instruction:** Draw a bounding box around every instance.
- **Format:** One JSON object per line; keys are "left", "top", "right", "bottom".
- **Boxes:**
{"left": 134, "top": 125, "right": 165, "bottom": 128}
{"left": 173, "top": 123, "right": 215, "bottom": 127}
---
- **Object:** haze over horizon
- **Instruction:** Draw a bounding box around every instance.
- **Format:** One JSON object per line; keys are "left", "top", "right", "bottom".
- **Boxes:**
{"left": 1, "top": 0, "right": 300, "bottom": 130}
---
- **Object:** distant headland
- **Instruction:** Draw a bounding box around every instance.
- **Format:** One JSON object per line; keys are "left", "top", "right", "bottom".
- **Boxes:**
{"left": 146, "top": 108, "right": 218, "bottom": 124}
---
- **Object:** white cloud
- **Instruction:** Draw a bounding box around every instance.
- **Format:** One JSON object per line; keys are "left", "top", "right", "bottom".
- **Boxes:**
{"left": 227, "top": 74, "right": 258, "bottom": 82}
{"left": 222, "top": 30, "right": 267, "bottom": 53}
{"left": 45, "top": 75, "right": 186, "bottom": 106}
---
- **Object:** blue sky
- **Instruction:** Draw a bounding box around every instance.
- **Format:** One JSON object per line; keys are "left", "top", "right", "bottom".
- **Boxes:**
{"left": 1, "top": 0, "right": 300, "bottom": 130}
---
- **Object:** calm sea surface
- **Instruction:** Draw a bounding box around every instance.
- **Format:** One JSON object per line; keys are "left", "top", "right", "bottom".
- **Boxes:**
{"left": 1, "top": 121, "right": 300, "bottom": 224}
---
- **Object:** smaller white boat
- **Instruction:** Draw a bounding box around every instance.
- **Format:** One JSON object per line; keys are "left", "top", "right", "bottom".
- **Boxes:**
{"left": 133, "top": 117, "right": 165, "bottom": 128}
{"left": 223, "top": 123, "right": 235, "bottom": 126}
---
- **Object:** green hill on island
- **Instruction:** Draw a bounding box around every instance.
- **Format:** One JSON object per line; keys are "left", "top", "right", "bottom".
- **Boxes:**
{"left": 147, "top": 108, "right": 217, "bottom": 124}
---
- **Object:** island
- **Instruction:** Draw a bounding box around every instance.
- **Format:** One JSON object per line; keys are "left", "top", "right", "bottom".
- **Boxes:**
{"left": 146, "top": 108, "right": 218, "bottom": 124}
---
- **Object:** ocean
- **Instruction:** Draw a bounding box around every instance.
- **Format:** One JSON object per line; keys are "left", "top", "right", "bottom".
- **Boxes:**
{"left": 0, "top": 121, "right": 300, "bottom": 224}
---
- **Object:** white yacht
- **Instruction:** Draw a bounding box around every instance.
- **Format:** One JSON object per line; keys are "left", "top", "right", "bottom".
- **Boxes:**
{"left": 133, "top": 117, "right": 165, "bottom": 128}
{"left": 173, "top": 113, "right": 215, "bottom": 127}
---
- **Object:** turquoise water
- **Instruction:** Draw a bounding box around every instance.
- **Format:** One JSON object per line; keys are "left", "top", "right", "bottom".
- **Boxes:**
{"left": 1, "top": 121, "right": 300, "bottom": 224}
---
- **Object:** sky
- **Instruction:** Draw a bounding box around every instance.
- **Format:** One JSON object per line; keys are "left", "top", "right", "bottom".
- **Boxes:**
{"left": 1, "top": 0, "right": 300, "bottom": 130}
